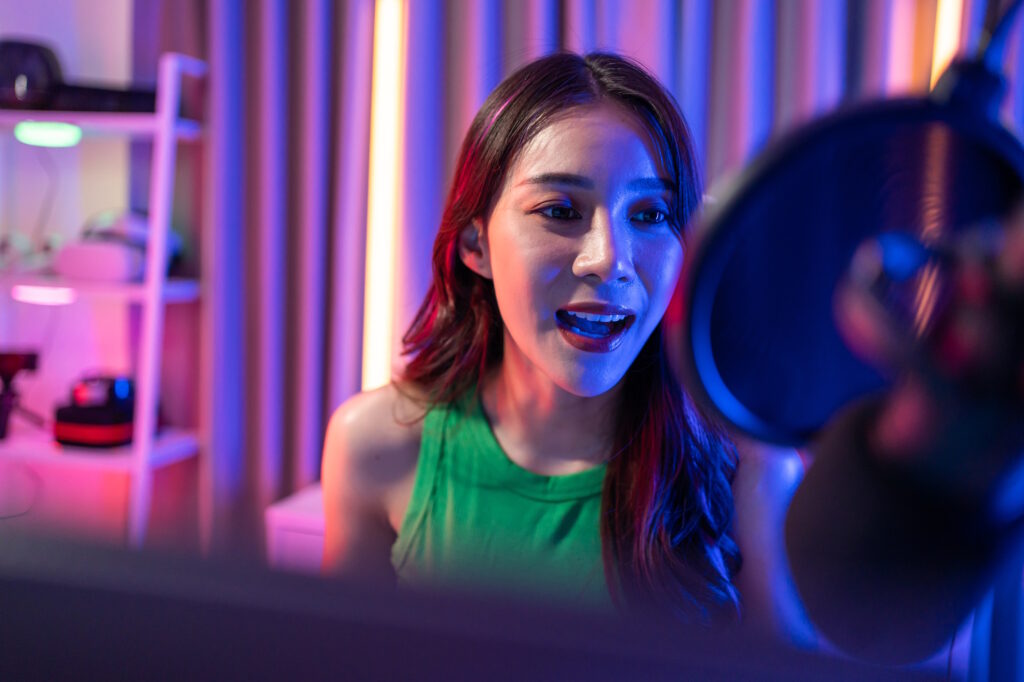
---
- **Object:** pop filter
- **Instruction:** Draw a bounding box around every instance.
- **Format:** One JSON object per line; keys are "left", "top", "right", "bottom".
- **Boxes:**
{"left": 668, "top": 46, "right": 1024, "bottom": 446}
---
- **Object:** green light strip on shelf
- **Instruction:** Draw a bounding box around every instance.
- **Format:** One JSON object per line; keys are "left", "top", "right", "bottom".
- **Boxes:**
{"left": 14, "top": 121, "right": 83, "bottom": 148}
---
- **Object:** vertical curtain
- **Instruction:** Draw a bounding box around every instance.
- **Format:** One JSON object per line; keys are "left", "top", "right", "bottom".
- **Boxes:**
{"left": 395, "top": 0, "right": 444, "bottom": 364}
{"left": 163, "top": 0, "right": 1019, "bottom": 556}
{"left": 203, "top": 0, "right": 248, "bottom": 554}
{"left": 196, "top": 0, "right": 374, "bottom": 556}
{"left": 147, "top": 0, "right": 367, "bottom": 555}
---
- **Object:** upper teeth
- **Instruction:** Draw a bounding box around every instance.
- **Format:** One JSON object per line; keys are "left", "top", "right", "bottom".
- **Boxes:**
{"left": 566, "top": 311, "right": 627, "bottom": 323}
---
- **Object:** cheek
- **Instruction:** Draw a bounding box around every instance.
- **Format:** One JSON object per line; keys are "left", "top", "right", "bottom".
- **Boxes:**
{"left": 489, "top": 235, "right": 556, "bottom": 330}
{"left": 641, "top": 238, "right": 685, "bottom": 309}
{"left": 491, "top": 233, "right": 566, "bottom": 301}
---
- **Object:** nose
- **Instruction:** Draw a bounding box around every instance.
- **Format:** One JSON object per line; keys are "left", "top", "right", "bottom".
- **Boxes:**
{"left": 572, "top": 209, "right": 636, "bottom": 283}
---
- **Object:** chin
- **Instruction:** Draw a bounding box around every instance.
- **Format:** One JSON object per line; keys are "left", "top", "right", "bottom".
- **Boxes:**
{"left": 551, "top": 366, "right": 629, "bottom": 399}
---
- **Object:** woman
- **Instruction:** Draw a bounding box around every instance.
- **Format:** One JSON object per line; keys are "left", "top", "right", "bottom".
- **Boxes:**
{"left": 322, "top": 52, "right": 805, "bottom": 632}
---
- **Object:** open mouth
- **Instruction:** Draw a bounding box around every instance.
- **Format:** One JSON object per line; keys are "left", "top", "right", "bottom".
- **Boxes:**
{"left": 555, "top": 309, "right": 636, "bottom": 352}
{"left": 555, "top": 310, "right": 633, "bottom": 337}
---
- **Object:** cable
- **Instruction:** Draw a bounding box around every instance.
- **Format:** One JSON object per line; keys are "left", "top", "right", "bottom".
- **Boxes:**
{"left": 31, "top": 146, "right": 58, "bottom": 244}
{"left": 13, "top": 404, "right": 50, "bottom": 432}
{"left": 0, "top": 461, "right": 41, "bottom": 521}
{"left": 946, "top": 628, "right": 957, "bottom": 681}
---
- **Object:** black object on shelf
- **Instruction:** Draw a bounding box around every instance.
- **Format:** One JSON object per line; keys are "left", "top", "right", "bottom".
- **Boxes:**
{"left": 0, "top": 40, "right": 156, "bottom": 113}
{"left": 0, "top": 351, "right": 39, "bottom": 440}
{"left": 54, "top": 375, "right": 135, "bottom": 448}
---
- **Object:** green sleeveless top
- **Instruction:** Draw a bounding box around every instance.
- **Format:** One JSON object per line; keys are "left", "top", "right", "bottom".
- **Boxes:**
{"left": 390, "top": 389, "right": 612, "bottom": 610}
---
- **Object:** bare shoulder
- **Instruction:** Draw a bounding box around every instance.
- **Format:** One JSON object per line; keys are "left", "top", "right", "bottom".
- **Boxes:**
{"left": 730, "top": 434, "right": 817, "bottom": 648}
{"left": 321, "top": 382, "right": 427, "bottom": 578}
{"left": 731, "top": 434, "right": 805, "bottom": 555}
{"left": 322, "top": 381, "right": 426, "bottom": 503}
{"left": 732, "top": 435, "right": 805, "bottom": 503}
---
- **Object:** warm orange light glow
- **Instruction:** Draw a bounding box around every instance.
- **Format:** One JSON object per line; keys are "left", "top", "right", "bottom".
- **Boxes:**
{"left": 913, "top": 126, "right": 951, "bottom": 336}
{"left": 11, "top": 285, "right": 76, "bottom": 306}
{"left": 362, "top": 0, "right": 407, "bottom": 391}
{"left": 912, "top": 263, "right": 942, "bottom": 336}
{"left": 931, "top": 0, "right": 965, "bottom": 89}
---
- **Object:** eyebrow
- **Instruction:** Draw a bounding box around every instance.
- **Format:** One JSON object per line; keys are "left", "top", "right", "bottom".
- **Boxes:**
{"left": 518, "top": 173, "right": 594, "bottom": 189}
{"left": 517, "top": 173, "right": 674, "bottom": 192}
{"left": 628, "top": 177, "right": 674, "bottom": 192}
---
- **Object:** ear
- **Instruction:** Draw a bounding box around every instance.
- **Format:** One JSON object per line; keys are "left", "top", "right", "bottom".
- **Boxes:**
{"left": 457, "top": 218, "right": 492, "bottom": 279}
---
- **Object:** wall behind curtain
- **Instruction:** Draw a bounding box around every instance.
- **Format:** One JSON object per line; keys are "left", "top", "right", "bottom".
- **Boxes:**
{"left": 184, "top": 0, "right": 1022, "bottom": 556}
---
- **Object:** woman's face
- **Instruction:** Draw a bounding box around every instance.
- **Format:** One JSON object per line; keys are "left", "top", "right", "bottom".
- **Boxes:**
{"left": 465, "top": 102, "right": 684, "bottom": 397}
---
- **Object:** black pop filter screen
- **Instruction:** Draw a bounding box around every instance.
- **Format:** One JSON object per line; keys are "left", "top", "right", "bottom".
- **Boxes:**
{"left": 683, "top": 100, "right": 1024, "bottom": 444}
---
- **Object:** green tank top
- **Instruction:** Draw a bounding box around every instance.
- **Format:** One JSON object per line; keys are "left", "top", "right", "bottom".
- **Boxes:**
{"left": 390, "top": 388, "right": 612, "bottom": 610}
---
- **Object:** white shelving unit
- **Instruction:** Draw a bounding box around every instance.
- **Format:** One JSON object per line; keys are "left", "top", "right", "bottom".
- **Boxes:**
{"left": 0, "top": 274, "right": 200, "bottom": 303}
{"left": 0, "top": 110, "right": 202, "bottom": 139}
{"left": 0, "top": 53, "right": 207, "bottom": 548}
{"left": 0, "top": 430, "right": 199, "bottom": 474}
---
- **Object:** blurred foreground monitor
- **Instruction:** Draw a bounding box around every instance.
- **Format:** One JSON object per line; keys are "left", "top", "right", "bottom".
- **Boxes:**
{"left": 0, "top": 529, "right": 943, "bottom": 681}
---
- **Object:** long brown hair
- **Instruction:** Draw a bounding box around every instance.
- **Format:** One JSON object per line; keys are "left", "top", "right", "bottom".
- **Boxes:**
{"left": 400, "top": 52, "right": 740, "bottom": 623}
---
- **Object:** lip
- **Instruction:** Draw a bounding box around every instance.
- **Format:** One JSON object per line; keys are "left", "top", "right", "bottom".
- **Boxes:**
{"left": 560, "top": 302, "right": 637, "bottom": 316}
{"left": 555, "top": 301, "right": 637, "bottom": 353}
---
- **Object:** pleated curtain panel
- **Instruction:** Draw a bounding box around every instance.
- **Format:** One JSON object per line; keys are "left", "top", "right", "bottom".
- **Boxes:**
{"left": 146, "top": 0, "right": 1004, "bottom": 557}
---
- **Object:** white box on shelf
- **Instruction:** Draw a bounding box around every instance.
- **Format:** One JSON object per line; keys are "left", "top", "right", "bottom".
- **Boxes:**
{"left": 265, "top": 483, "right": 325, "bottom": 574}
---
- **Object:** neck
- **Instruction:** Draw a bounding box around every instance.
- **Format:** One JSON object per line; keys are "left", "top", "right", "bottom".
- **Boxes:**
{"left": 480, "top": 332, "right": 621, "bottom": 476}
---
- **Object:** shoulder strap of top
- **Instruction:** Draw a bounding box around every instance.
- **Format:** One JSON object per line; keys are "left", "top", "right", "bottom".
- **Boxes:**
{"left": 390, "top": 398, "right": 448, "bottom": 571}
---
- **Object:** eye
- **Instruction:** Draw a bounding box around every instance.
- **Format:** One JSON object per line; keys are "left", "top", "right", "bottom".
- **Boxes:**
{"left": 536, "top": 204, "right": 582, "bottom": 221}
{"left": 632, "top": 208, "right": 669, "bottom": 225}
